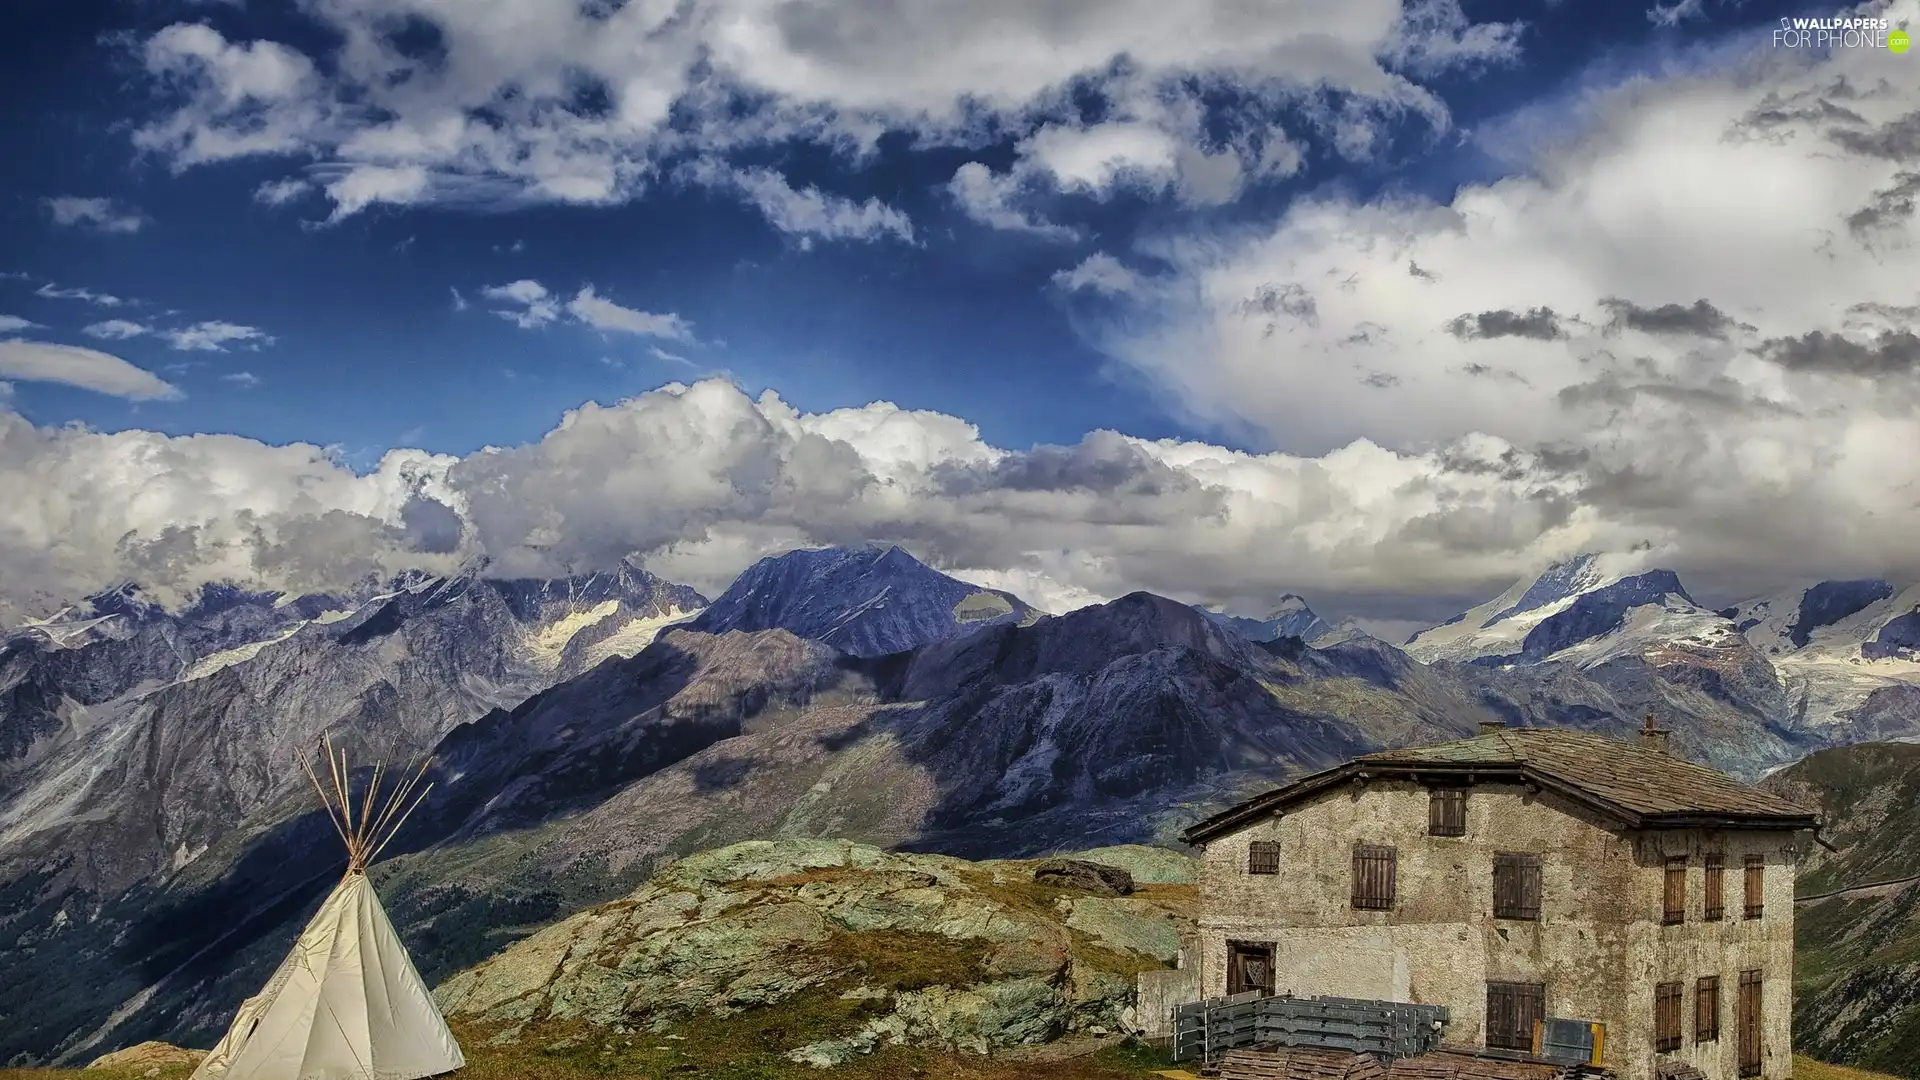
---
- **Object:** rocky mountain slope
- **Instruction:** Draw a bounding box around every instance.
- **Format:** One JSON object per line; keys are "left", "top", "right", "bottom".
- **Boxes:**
{"left": 433, "top": 838, "right": 1196, "bottom": 1070}
{"left": 0, "top": 561, "right": 705, "bottom": 1066}
{"left": 1764, "top": 743, "right": 1920, "bottom": 1078}
{"left": 687, "top": 545, "right": 1039, "bottom": 657}
{"left": 1193, "top": 594, "right": 1339, "bottom": 645}
{"left": 8, "top": 545, "right": 1917, "bottom": 1067}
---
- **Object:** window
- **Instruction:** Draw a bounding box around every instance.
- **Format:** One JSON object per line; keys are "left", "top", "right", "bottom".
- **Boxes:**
{"left": 1248, "top": 841, "right": 1281, "bottom": 875}
{"left": 1696, "top": 976, "right": 1721, "bottom": 1043}
{"left": 1430, "top": 788, "right": 1467, "bottom": 836}
{"left": 1744, "top": 855, "right": 1765, "bottom": 919}
{"left": 1655, "top": 981, "right": 1684, "bottom": 1052}
{"left": 1485, "top": 982, "right": 1545, "bottom": 1051}
{"left": 1663, "top": 856, "right": 1688, "bottom": 924}
{"left": 1493, "top": 853, "right": 1542, "bottom": 920}
{"left": 1227, "top": 941, "right": 1275, "bottom": 997}
{"left": 1704, "top": 853, "right": 1726, "bottom": 921}
{"left": 1352, "top": 844, "right": 1398, "bottom": 910}
{"left": 1737, "top": 971, "right": 1763, "bottom": 1076}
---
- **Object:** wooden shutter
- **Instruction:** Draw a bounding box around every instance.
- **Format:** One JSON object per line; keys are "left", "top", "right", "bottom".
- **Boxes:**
{"left": 1493, "top": 853, "right": 1542, "bottom": 920}
{"left": 1663, "top": 856, "right": 1688, "bottom": 924}
{"left": 1430, "top": 788, "right": 1467, "bottom": 836}
{"left": 1744, "top": 855, "right": 1765, "bottom": 919}
{"left": 1248, "top": 841, "right": 1281, "bottom": 875}
{"left": 1485, "top": 981, "right": 1545, "bottom": 1051}
{"left": 1227, "top": 941, "right": 1276, "bottom": 996}
{"left": 1703, "top": 853, "right": 1725, "bottom": 921}
{"left": 1352, "top": 844, "right": 1397, "bottom": 910}
{"left": 1654, "top": 981, "right": 1683, "bottom": 1051}
{"left": 1737, "top": 970, "right": 1762, "bottom": 1076}
{"left": 1696, "top": 975, "right": 1720, "bottom": 1043}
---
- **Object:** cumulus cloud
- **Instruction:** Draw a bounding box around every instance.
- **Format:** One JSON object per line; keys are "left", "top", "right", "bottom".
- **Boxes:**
{"left": 83, "top": 320, "right": 153, "bottom": 341}
{"left": 1053, "top": 253, "right": 1146, "bottom": 296}
{"left": 1053, "top": 14, "right": 1920, "bottom": 601}
{"left": 120, "top": 0, "right": 1512, "bottom": 231}
{"left": 482, "top": 279, "right": 692, "bottom": 340}
{"left": 222, "top": 371, "right": 262, "bottom": 388}
{"left": 482, "top": 280, "right": 561, "bottom": 329}
{"left": 946, "top": 163, "right": 1077, "bottom": 239}
{"left": 254, "top": 177, "right": 311, "bottom": 206}
{"left": 0, "top": 340, "right": 183, "bottom": 401}
{"left": 160, "top": 321, "right": 273, "bottom": 351}
{"left": 0, "top": 316, "right": 41, "bottom": 333}
{"left": 567, "top": 286, "right": 695, "bottom": 341}
{"left": 44, "top": 196, "right": 146, "bottom": 234}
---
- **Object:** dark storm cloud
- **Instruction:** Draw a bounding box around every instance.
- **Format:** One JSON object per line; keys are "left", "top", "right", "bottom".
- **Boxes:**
{"left": 1444, "top": 306, "right": 1566, "bottom": 341}
{"left": 1407, "top": 260, "right": 1437, "bottom": 282}
{"left": 1759, "top": 330, "right": 1920, "bottom": 376}
{"left": 1845, "top": 172, "right": 1920, "bottom": 237}
{"left": 1557, "top": 373, "right": 1799, "bottom": 417}
{"left": 1828, "top": 110, "right": 1920, "bottom": 161}
{"left": 400, "top": 496, "right": 464, "bottom": 554}
{"left": 1598, "top": 297, "right": 1749, "bottom": 339}
{"left": 1238, "top": 282, "right": 1319, "bottom": 328}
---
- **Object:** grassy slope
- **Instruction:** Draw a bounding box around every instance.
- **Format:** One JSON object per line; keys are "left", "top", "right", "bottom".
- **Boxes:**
{"left": 1767, "top": 743, "right": 1920, "bottom": 1077}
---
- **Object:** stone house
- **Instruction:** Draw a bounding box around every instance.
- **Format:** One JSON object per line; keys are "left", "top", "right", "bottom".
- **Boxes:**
{"left": 1180, "top": 721, "right": 1821, "bottom": 1080}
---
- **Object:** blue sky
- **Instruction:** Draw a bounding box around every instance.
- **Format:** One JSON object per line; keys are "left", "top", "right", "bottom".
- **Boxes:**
{"left": 1, "top": 0, "right": 1916, "bottom": 622}
{"left": 2, "top": 0, "right": 1823, "bottom": 459}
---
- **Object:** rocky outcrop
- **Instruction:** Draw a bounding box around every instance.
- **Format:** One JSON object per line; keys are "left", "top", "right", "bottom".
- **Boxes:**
{"left": 1032, "top": 859, "right": 1134, "bottom": 896}
{"left": 434, "top": 839, "right": 1195, "bottom": 1068}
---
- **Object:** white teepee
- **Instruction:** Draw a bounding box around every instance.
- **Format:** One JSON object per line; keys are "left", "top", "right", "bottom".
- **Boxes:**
{"left": 192, "top": 740, "right": 465, "bottom": 1080}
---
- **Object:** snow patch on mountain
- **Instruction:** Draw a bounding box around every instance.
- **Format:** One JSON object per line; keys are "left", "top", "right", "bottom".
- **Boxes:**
{"left": 1721, "top": 581, "right": 1920, "bottom": 728}
{"left": 1403, "top": 552, "right": 1668, "bottom": 664}
{"left": 564, "top": 605, "right": 703, "bottom": 673}
{"left": 1194, "top": 593, "right": 1338, "bottom": 644}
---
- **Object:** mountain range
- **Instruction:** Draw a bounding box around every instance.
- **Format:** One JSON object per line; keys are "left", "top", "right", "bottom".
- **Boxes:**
{"left": 2, "top": 545, "right": 1917, "bottom": 1065}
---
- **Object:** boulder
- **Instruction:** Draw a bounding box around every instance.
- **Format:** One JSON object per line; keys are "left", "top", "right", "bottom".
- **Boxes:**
{"left": 1031, "top": 858, "right": 1135, "bottom": 896}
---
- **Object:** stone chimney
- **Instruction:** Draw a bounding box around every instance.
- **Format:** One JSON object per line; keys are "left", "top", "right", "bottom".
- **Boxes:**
{"left": 1640, "top": 714, "right": 1671, "bottom": 754}
{"left": 1478, "top": 720, "right": 1508, "bottom": 735}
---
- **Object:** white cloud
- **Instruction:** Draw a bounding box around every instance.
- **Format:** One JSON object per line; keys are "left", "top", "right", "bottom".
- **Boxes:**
{"left": 946, "top": 163, "right": 1078, "bottom": 239}
{"left": 36, "top": 283, "right": 128, "bottom": 307}
{"left": 0, "top": 340, "right": 183, "bottom": 401}
{"left": 1053, "top": 253, "right": 1145, "bottom": 296}
{"left": 567, "top": 286, "right": 695, "bottom": 341}
{"left": 649, "top": 346, "right": 692, "bottom": 367}
{"left": 83, "top": 320, "right": 153, "bottom": 341}
{"left": 254, "top": 177, "right": 311, "bottom": 205}
{"left": 222, "top": 371, "right": 262, "bottom": 388}
{"left": 160, "top": 321, "right": 273, "bottom": 351}
{"left": 484, "top": 279, "right": 693, "bottom": 340}
{"left": 1647, "top": 0, "right": 1708, "bottom": 27}
{"left": 322, "top": 164, "right": 430, "bottom": 222}
{"left": 0, "top": 316, "right": 41, "bottom": 333}
{"left": 44, "top": 196, "right": 146, "bottom": 234}
{"left": 687, "top": 162, "right": 915, "bottom": 244}
{"left": 120, "top": 0, "right": 1509, "bottom": 229}
{"left": 482, "top": 280, "right": 560, "bottom": 329}
{"left": 450, "top": 287, "right": 469, "bottom": 312}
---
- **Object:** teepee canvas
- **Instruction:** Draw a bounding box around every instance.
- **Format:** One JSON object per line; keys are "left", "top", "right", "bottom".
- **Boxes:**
{"left": 192, "top": 741, "right": 464, "bottom": 1080}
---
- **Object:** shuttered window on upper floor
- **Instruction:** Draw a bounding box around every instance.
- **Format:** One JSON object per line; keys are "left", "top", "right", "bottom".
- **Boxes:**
{"left": 1493, "top": 852, "right": 1542, "bottom": 920}
{"left": 1744, "top": 855, "right": 1765, "bottom": 919}
{"left": 1655, "top": 981, "right": 1684, "bottom": 1052}
{"left": 1704, "top": 852, "right": 1726, "bottom": 921}
{"left": 1663, "top": 856, "right": 1688, "bottom": 924}
{"left": 1429, "top": 788, "right": 1467, "bottom": 836}
{"left": 1352, "top": 844, "right": 1397, "bottom": 910}
{"left": 1248, "top": 840, "right": 1281, "bottom": 875}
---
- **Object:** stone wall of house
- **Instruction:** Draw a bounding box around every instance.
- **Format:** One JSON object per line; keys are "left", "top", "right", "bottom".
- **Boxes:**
{"left": 1192, "top": 778, "right": 1801, "bottom": 1080}
{"left": 1616, "top": 829, "right": 1801, "bottom": 1080}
